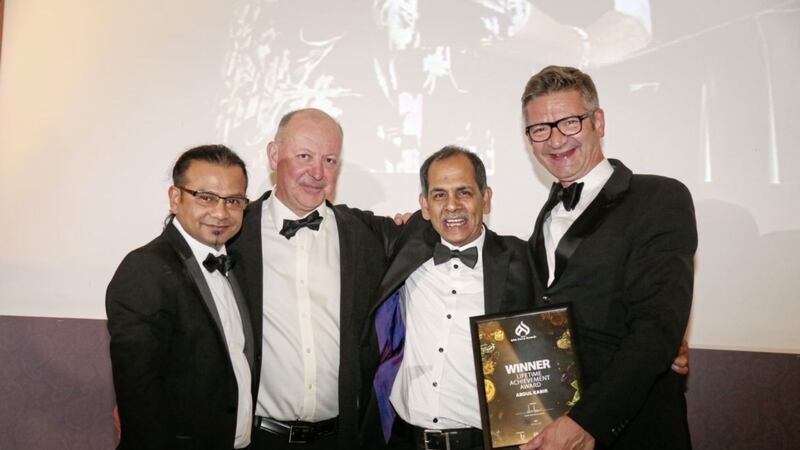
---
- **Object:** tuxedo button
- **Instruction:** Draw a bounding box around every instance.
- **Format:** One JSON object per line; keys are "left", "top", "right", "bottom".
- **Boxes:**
{"left": 542, "top": 295, "right": 551, "bottom": 304}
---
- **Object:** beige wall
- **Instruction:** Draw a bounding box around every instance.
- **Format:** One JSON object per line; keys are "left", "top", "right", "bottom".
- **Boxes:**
{"left": 1, "top": 0, "right": 5, "bottom": 59}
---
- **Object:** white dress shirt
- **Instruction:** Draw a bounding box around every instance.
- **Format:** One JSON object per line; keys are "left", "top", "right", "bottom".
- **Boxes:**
{"left": 256, "top": 194, "right": 341, "bottom": 421}
{"left": 390, "top": 229, "right": 487, "bottom": 430}
{"left": 544, "top": 158, "right": 614, "bottom": 285}
{"left": 173, "top": 220, "right": 252, "bottom": 448}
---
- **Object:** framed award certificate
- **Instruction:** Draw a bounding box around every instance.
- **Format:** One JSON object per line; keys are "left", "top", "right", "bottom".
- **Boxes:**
{"left": 469, "top": 304, "right": 581, "bottom": 449}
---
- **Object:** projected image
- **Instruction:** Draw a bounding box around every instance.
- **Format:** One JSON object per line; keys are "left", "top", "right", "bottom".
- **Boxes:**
{"left": 214, "top": 0, "right": 799, "bottom": 188}
{"left": 208, "top": 0, "right": 800, "bottom": 356}
{"left": 1, "top": 0, "right": 798, "bottom": 351}
{"left": 214, "top": 0, "right": 657, "bottom": 178}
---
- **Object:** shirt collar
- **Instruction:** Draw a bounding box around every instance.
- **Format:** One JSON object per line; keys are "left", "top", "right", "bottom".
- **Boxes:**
{"left": 552, "top": 158, "right": 613, "bottom": 213}
{"left": 172, "top": 218, "right": 227, "bottom": 268}
{"left": 572, "top": 158, "right": 613, "bottom": 192}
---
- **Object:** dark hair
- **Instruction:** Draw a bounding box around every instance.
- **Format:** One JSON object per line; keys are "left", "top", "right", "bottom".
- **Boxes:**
{"left": 521, "top": 65, "right": 599, "bottom": 117}
{"left": 419, "top": 145, "right": 487, "bottom": 194}
{"left": 172, "top": 144, "right": 248, "bottom": 188}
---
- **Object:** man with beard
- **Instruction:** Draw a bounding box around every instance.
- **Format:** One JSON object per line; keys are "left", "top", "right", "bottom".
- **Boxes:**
{"left": 107, "top": 145, "right": 255, "bottom": 450}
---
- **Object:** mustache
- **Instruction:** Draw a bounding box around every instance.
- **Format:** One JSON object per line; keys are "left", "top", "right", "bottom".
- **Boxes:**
{"left": 203, "top": 221, "right": 234, "bottom": 227}
{"left": 299, "top": 176, "right": 327, "bottom": 188}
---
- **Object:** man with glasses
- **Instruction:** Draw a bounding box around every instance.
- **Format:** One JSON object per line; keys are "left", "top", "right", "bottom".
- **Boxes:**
{"left": 519, "top": 66, "right": 697, "bottom": 450}
{"left": 107, "top": 145, "right": 256, "bottom": 450}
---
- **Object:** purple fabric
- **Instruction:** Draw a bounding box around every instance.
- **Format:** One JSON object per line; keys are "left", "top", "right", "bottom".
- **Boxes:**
{"left": 373, "top": 290, "right": 405, "bottom": 442}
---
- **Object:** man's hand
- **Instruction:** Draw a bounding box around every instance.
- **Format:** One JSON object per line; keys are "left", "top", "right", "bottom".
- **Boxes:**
{"left": 671, "top": 337, "right": 689, "bottom": 376}
{"left": 112, "top": 405, "right": 121, "bottom": 439}
{"left": 393, "top": 212, "right": 413, "bottom": 225}
{"left": 519, "top": 416, "right": 594, "bottom": 450}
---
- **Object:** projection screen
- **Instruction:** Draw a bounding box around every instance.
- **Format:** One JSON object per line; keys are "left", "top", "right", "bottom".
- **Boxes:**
{"left": 1, "top": 0, "right": 798, "bottom": 354}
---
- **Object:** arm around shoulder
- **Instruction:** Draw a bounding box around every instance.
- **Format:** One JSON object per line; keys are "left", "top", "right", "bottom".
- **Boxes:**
{"left": 336, "top": 204, "right": 413, "bottom": 256}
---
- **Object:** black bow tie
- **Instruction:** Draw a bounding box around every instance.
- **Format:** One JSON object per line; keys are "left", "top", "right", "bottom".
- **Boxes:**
{"left": 280, "top": 210, "right": 323, "bottom": 239}
{"left": 203, "top": 253, "right": 234, "bottom": 275}
{"left": 547, "top": 182, "right": 584, "bottom": 212}
{"left": 433, "top": 243, "right": 479, "bottom": 269}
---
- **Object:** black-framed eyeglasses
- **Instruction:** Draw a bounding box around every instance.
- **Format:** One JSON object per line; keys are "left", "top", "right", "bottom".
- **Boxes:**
{"left": 525, "top": 111, "right": 594, "bottom": 143}
{"left": 175, "top": 186, "right": 249, "bottom": 210}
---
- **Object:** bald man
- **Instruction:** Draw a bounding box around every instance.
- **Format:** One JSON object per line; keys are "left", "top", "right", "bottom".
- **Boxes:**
{"left": 228, "top": 109, "right": 390, "bottom": 450}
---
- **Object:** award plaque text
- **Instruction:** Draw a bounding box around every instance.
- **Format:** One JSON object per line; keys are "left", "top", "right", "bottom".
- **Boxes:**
{"left": 470, "top": 305, "right": 581, "bottom": 449}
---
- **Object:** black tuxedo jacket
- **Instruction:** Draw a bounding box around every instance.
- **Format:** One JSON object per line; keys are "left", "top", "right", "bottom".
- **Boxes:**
{"left": 529, "top": 159, "right": 697, "bottom": 449}
{"left": 227, "top": 191, "right": 390, "bottom": 449}
{"left": 107, "top": 222, "right": 256, "bottom": 450}
{"left": 356, "top": 212, "right": 535, "bottom": 447}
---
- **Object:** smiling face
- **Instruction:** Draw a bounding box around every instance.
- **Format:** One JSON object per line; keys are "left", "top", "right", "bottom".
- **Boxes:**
{"left": 525, "top": 89, "right": 605, "bottom": 186}
{"left": 169, "top": 160, "right": 246, "bottom": 250}
{"left": 420, "top": 154, "right": 492, "bottom": 248}
{"left": 268, "top": 110, "right": 342, "bottom": 217}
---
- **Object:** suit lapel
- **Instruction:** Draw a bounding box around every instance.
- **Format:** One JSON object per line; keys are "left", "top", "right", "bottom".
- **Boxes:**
{"left": 228, "top": 271, "right": 256, "bottom": 370}
{"left": 552, "top": 159, "right": 632, "bottom": 284}
{"left": 482, "top": 229, "right": 511, "bottom": 315}
{"left": 164, "top": 223, "right": 228, "bottom": 353}
{"left": 531, "top": 184, "right": 560, "bottom": 290}
{"left": 333, "top": 204, "right": 357, "bottom": 347}
{"left": 235, "top": 191, "right": 268, "bottom": 345}
{"left": 374, "top": 223, "right": 439, "bottom": 310}
{"left": 359, "top": 221, "right": 438, "bottom": 346}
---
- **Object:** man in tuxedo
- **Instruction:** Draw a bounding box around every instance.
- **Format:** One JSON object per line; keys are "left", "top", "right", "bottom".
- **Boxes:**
{"left": 357, "top": 146, "right": 535, "bottom": 450}
{"left": 107, "top": 145, "right": 256, "bottom": 450}
{"left": 519, "top": 66, "right": 697, "bottom": 450}
{"left": 227, "top": 108, "right": 389, "bottom": 449}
